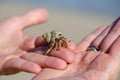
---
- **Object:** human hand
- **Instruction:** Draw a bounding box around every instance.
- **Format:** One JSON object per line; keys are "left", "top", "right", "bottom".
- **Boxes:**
{"left": 32, "top": 17, "right": 120, "bottom": 80}
{"left": 0, "top": 8, "right": 76, "bottom": 75}
{"left": 0, "top": 8, "right": 69, "bottom": 75}
{"left": 0, "top": 8, "right": 49, "bottom": 75}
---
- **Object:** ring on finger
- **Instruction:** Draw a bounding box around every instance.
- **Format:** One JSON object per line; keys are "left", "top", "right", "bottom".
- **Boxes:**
{"left": 87, "top": 46, "right": 100, "bottom": 51}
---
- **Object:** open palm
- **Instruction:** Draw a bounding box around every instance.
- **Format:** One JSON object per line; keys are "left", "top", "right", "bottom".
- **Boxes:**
{"left": 32, "top": 17, "right": 120, "bottom": 80}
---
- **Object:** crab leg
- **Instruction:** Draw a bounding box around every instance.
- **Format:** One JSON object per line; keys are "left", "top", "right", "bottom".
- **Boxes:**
{"left": 50, "top": 42, "right": 57, "bottom": 56}
{"left": 62, "top": 38, "right": 69, "bottom": 48}
{"left": 57, "top": 39, "right": 62, "bottom": 50}
{"left": 45, "top": 41, "right": 55, "bottom": 55}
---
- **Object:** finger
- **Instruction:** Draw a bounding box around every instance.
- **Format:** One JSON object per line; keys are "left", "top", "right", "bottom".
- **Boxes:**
{"left": 109, "top": 36, "right": 120, "bottom": 59}
{"left": 21, "top": 53, "right": 67, "bottom": 70}
{"left": 21, "top": 8, "right": 48, "bottom": 30}
{"left": 91, "top": 26, "right": 110, "bottom": 47}
{"left": 35, "top": 36, "right": 47, "bottom": 47}
{"left": 75, "top": 26, "right": 107, "bottom": 53}
{"left": 28, "top": 42, "right": 75, "bottom": 63}
{"left": 54, "top": 47, "right": 75, "bottom": 63}
{"left": 0, "top": 8, "right": 48, "bottom": 31}
{"left": 21, "top": 35, "right": 47, "bottom": 51}
{"left": 3, "top": 58, "right": 41, "bottom": 74}
{"left": 67, "top": 40, "right": 76, "bottom": 51}
{"left": 100, "top": 17, "right": 120, "bottom": 52}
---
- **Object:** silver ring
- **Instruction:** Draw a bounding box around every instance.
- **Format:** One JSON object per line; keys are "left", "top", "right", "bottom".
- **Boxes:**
{"left": 87, "top": 46, "right": 100, "bottom": 51}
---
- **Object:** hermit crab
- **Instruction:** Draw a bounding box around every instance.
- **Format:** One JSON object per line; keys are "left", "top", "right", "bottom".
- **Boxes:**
{"left": 42, "top": 30, "right": 70, "bottom": 56}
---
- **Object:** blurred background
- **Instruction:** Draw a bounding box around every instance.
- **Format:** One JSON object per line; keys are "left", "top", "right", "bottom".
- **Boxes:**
{"left": 0, "top": 0, "right": 120, "bottom": 80}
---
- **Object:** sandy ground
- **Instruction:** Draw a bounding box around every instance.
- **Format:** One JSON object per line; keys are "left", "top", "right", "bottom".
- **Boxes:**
{"left": 0, "top": 2, "right": 119, "bottom": 80}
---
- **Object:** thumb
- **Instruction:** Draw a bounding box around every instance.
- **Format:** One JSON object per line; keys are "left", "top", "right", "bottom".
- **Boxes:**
{"left": 0, "top": 8, "right": 48, "bottom": 31}
{"left": 21, "top": 8, "right": 48, "bottom": 30}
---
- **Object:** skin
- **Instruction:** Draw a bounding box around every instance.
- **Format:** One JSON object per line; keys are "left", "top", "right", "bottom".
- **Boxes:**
{"left": 1, "top": 8, "right": 120, "bottom": 80}
{"left": 32, "top": 17, "right": 120, "bottom": 80}
{"left": 0, "top": 8, "right": 76, "bottom": 75}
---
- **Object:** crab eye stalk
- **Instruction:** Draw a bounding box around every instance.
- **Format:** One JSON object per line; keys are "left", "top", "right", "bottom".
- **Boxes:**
{"left": 58, "top": 33, "right": 62, "bottom": 36}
